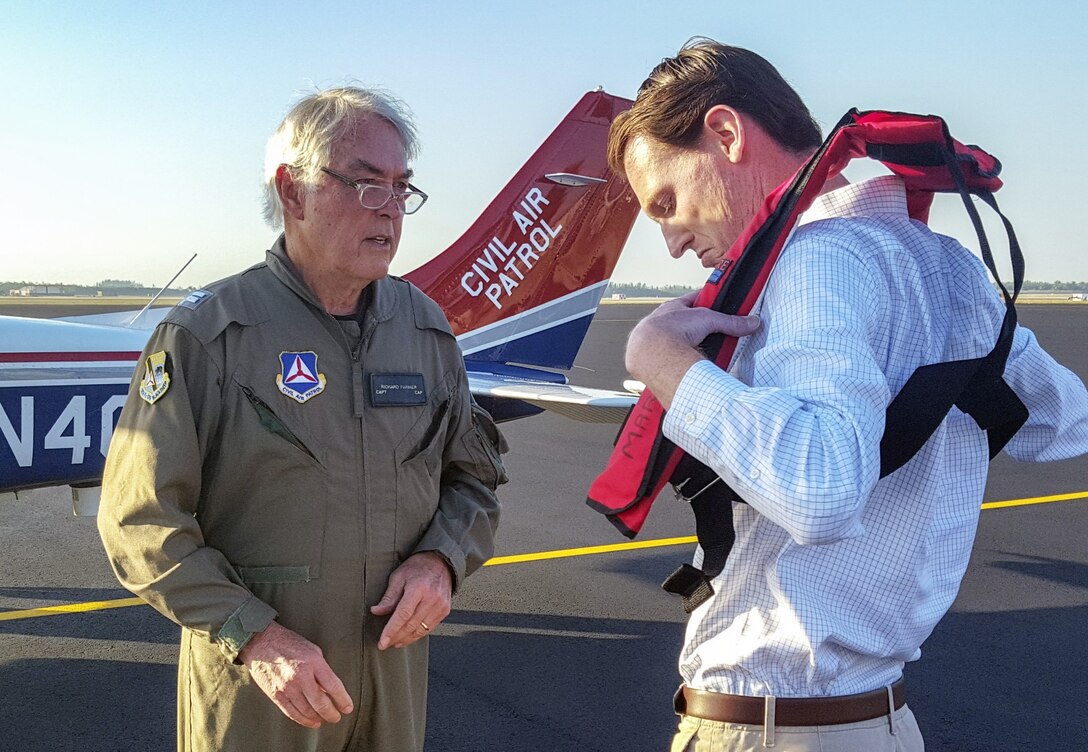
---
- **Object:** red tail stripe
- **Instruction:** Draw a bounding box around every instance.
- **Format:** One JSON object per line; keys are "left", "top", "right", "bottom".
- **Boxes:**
{"left": 0, "top": 352, "right": 141, "bottom": 363}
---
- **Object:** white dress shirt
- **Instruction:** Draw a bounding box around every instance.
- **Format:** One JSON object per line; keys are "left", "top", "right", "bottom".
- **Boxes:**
{"left": 662, "top": 175, "right": 1088, "bottom": 698}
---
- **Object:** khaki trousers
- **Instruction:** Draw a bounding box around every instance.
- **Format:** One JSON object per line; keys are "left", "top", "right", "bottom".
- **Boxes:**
{"left": 670, "top": 704, "right": 924, "bottom": 752}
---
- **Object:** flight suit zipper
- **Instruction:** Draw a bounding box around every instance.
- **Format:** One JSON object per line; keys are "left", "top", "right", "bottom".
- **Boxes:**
{"left": 239, "top": 384, "right": 319, "bottom": 462}
{"left": 347, "top": 313, "right": 371, "bottom": 749}
{"left": 351, "top": 337, "right": 367, "bottom": 418}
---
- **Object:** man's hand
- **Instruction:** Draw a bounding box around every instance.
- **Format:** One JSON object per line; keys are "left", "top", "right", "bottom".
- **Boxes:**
{"left": 371, "top": 551, "right": 453, "bottom": 650}
{"left": 239, "top": 620, "right": 354, "bottom": 729}
{"left": 625, "top": 292, "right": 761, "bottom": 409}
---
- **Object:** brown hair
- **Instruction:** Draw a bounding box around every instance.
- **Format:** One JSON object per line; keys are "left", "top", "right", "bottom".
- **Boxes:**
{"left": 608, "top": 38, "right": 822, "bottom": 175}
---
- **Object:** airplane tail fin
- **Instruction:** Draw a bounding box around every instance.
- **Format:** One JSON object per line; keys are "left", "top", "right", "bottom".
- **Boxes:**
{"left": 404, "top": 91, "right": 638, "bottom": 370}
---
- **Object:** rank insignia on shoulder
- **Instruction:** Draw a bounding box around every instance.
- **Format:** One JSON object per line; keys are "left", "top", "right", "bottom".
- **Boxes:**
{"left": 177, "top": 289, "right": 214, "bottom": 310}
{"left": 139, "top": 350, "right": 171, "bottom": 404}
{"left": 276, "top": 351, "right": 327, "bottom": 404}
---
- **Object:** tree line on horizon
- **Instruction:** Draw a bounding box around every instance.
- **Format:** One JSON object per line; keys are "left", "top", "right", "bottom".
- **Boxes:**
{"left": 0, "top": 279, "right": 197, "bottom": 296}
{"left": 2, "top": 279, "right": 1086, "bottom": 299}
{"left": 606, "top": 279, "right": 1088, "bottom": 298}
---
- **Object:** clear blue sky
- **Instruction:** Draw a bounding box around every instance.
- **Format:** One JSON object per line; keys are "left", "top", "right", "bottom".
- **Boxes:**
{"left": 3, "top": 1, "right": 1086, "bottom": 288}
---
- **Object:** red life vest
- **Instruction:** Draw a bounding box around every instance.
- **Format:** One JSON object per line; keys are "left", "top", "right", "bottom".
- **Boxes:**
{"left": 586, "top": 110, "right": 1027, "bottom": 609}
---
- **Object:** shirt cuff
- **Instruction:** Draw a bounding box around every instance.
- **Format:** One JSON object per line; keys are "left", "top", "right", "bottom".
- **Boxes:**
{"left": 412, "top": 528, "right": 467, "bottom": 592}
{"left": 663, "top": 359, "right": 746, "bottom": 445}
{"left": 217, "top": 595, "right": 278, "bottom": 661}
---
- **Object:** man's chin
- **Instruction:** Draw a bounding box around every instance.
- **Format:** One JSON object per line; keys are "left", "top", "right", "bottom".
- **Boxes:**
{"left": 346, "top": 262, "right": 391, "bottom": 286}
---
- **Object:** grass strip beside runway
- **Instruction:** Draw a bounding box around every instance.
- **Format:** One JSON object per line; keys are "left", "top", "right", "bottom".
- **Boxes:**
{"left": 2, "top": 491, "right": 1086, "bottom": 622}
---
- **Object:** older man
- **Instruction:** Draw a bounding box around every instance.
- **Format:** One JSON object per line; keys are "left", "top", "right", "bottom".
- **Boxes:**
{"left": 98, "top": 87, "right": 505, "bottom": 752}
{"left": 611, "top": 40, "right": 1088, "bottom": 751}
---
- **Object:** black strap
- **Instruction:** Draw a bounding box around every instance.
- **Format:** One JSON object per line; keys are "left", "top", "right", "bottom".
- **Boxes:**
{"left": 879, "top": 354, "right": 1028, "bottom": 475}
{"left": 662, "top": 456, "right": 739, "bottom": 612}
{"left": 879, "top": 148, "right": 1027, "bottom": 477}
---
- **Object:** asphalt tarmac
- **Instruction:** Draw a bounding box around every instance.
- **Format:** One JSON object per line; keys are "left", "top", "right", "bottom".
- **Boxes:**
{"left": 1, "top": 302, "right": 1086, "bottom": 751}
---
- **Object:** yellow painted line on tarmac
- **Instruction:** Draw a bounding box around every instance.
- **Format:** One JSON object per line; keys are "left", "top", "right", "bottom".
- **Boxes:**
{"left": 0, "top": 596, "right": 143, "bottom": 622}
{"left": 2, "top": 491, "right": 1086, "bottom": 622}
{"left": 981, "top": 489, "right": 1088, "bottom": 509}
{"left": 486, "top": 489, "right": 1088, "bottom": 566}
{"left": 484, "top": 535, "right": 698, "bottom": 567}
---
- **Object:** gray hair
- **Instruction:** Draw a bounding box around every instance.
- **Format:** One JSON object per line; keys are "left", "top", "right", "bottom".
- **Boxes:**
{"left": 261, "top": 86, "right": 419, "bottom": 229}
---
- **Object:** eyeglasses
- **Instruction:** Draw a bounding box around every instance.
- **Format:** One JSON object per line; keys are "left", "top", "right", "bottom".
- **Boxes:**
{"left": 320, "top": 167, "right": 428, "bottom": 215}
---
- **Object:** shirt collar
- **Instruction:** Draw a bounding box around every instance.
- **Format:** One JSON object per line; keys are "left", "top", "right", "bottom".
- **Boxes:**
{"left": 798, "top": 175, "right": 908, "bottom": 226}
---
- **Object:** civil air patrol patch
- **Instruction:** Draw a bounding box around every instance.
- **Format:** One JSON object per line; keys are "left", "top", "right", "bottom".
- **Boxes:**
{"left": 276, "top": 351, "right": 327, "bottom": 403}
{"left": 139, "top": 350, "right": 171, "bottom": 404}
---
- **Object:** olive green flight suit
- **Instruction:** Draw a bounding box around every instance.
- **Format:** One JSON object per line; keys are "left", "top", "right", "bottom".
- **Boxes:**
{"left": 98, "top": 237, "right": 506, "bottom": 752}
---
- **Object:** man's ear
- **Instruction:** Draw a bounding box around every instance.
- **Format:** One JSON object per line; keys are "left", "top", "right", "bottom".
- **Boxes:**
{"left": 703, "top": 105, "right": 745, "bottom": 164}
{"left": 276, "top": 164, "right": 306, "bottom": 221}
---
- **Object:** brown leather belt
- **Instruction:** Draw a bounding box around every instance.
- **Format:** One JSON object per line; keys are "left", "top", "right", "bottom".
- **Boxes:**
{"left": 675, "top": 679, "right": 906, "bottom": 727}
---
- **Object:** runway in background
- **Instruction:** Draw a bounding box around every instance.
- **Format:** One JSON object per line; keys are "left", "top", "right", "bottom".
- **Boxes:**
{"left": 1, "top": 302, "right": 1086, "bottom": 751}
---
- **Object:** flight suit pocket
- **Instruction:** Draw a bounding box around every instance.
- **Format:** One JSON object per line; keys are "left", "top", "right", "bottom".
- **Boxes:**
{"left": 237, "top": 566, "right": 320, "bottom": 639}
{"left": 201, "top": 380, "right": 329, "bottom": 580}
{"left": 239, "top": 384, "right": 320, "bottom": 465}
{"left": 393, "top": 385, "right": 453, "bottom": 554}
{"left": 398, "top": 404, "right": 448, "bottom": 475}
{"left": 462, "top": 400, "right": 508, "bottom": 488}
{"left": 237, "top": 565, "right": 312, "bottom": 584}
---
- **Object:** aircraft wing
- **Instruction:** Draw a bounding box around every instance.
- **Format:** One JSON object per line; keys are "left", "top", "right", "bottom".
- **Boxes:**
{"left": 57, "top": 308, "right": 171, "bottom": 329}
{"left": 468, "top": 370, "right": 636, "bottom": 424}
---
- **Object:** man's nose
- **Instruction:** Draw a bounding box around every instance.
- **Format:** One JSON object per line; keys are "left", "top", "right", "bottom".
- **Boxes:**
{"left": 662, "top": 227, "right": 692, "bottom": 259}
{"left": 376, "top": 196, "right": 405, "bottom": 219}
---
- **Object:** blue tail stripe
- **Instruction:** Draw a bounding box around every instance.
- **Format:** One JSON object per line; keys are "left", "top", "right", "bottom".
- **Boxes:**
{"left": 462, "top": 316, "right": 592, "bottom": 369}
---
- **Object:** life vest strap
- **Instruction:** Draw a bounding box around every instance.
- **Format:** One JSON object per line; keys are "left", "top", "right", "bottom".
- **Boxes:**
{"left": 879, "top": 161, "right": 1026, "bottom": 476}
{"left": 662, "top": 457, "right": 741, "bottom": 611}
{"left": 661, "top": 565, "right": 715, "bottom": 613}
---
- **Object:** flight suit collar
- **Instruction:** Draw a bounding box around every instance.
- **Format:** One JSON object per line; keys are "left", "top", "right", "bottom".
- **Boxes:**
{"left": 265, "top": 234, "right": 398, "bottom": 324}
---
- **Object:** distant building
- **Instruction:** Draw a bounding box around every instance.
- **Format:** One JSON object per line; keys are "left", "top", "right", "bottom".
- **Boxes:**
{"left": 8, "top": 286, "right": 58, "bottom": 296}
{"left": 611, "top": 293, "right": 627, "bottom": 300}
